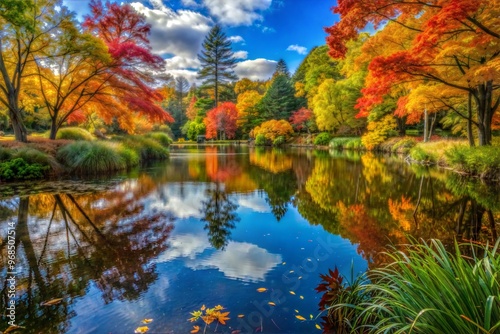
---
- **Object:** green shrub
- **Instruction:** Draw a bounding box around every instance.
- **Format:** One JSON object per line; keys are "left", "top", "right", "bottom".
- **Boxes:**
{"left": 409, "top": 146, "right": 437, "bottom": 163}
{"left": 329, "top": 137, "right": 351, "bottom": 149}
{"left": 12, "top": 147, "right": 52, "bottom": 166}
{"left": 56, "top": 127, "right": 94, "bottom": 141}
{"left": 255, "top": 134, "right": 267, "bottom": 146}
{"left": 146, "top": 131, "right": 173, "bottom": 146}
{"left": 117, "top": 145, "right": 140, "bottom": 168}
{"left": 330, "top": 137, "right": 365, "bottom": 150}
{"left": 0, "top": 147, "right": 12, "bottom": 162}
{"left": 0, "top": 158, "right": 49, "bottom": 181}
{"left": 273, "top": 135, "right": 285, "bottom": 146}
{"left": 314, "top": 132, "right": 332, "bottom": 146}
{"left": 446, "top": 145, "right": 500, "bottom": 177}
{"left": 57, "top": 141, "right": 126, "bottom": 174}
{"left": 320, "top": 239, "right": 500, "bottom": 334}
{"left": 119, "top": 136, "right": 169, "bottom": 160}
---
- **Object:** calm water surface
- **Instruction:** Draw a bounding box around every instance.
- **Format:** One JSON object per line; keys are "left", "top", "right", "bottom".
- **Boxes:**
{"left": 1, "top": 145, "right": 498, "bottom": 333}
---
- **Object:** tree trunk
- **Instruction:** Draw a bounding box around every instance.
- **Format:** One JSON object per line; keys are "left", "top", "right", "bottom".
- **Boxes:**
{"left": 467, "top": 92, "right": 475, "bottom": 147}
{"left": 49, "top": 116, "right": 58, "bottom": 140}
{"left": 474, "top": 81, "right": 495, "bottom": 146}
{"left": 9, "top": 107, "right": 28, "bottom": 142}
{"left": 423, "top": 108, "right": 429, "bottom": 143}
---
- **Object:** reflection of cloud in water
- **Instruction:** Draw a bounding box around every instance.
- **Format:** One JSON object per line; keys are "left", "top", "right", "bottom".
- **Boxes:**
{"left": 187, "top": 241, "right": 282, "bottom": 282}
{"left": 237, "top": 195, "right": 270, "bottom": 213}
{"left": 157, "top": 233, "right": 211, "bottom": 262}
{"left": 149, "top": 183, "right": 208, "bottom": 219}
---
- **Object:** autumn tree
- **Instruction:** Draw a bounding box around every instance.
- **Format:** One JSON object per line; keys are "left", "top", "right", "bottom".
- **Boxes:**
{"left": 326, "top": 0, "right": 500, "bottom": 145}
{"left": 198, "top": 25, "right": 237, "bottom": 108}
{"left": 290, "top": 107, "right": 314, "bottom": 133}
{"left": 250, "top": 119, "right": 294, "bottom": 141}
{"left": 82, "top": 0, "right": 173, "bottom": 135}
{"left": 204, "top": 102, "right": 238, "bottom": 140}
{"left": 186, "top": 95, "right": 198, "bottom": 120}
{"left": 236, "top": 90, "right": 263, "bottom": 133}
{"left": 0, "top": 0, "right": 72, "bottom": 142}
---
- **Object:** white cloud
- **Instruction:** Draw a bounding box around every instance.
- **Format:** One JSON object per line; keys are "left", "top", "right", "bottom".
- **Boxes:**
{"left": 149, "top": 183, "right": 208, "bottom": 218}
{"left": 287, "top": 44, "right": 308, "bottom": 55}
{"left": 187, "top": 241, "right": 282, "bottom": 282}
{"left": 238, "top": 196, "right": 270, "bottom": 213}
{"left": 158, "top": 233, "right": 211, "bottom": 262}
{"left": 181, "top": 0, "right": 200, "bottom": 7}
{"left": 234, "top": 58, "right": 277, "bottom": 81}
{"left": 233, "top": 51, "right": 248, "bottom": 60}
{"left": 228, "top": 35, "right": 245, "bottom": 43}
{"left": 202, "top": 0, "right": 272, "bottom": 26}
{"left": 130, "top": 2, "right": 212, "bottom": 85}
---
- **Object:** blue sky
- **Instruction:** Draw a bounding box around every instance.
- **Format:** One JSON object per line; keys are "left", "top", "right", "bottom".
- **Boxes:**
{"left": 63, "top": 0, "right": 339, "bottom": 83}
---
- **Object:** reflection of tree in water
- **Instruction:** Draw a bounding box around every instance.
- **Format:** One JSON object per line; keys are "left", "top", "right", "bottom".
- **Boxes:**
{"left": 200, "top": 184, "right": 240, "bottom": 250}
{"left": 0, "top": 186, "right": 175, "bottom": 333}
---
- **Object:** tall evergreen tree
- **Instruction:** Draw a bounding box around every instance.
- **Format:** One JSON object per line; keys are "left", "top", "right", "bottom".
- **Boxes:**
{"left": 274, "top": 59, "right": 290, "bottom": 78}
{"left": 175, "top": 76, "right": 189, "bottom": 124}
{"left": 197, "top": 25, "right": 237, "bottom": 107}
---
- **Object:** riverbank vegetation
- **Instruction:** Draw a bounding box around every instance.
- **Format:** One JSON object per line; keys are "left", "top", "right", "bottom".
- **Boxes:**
{"left": 317, "top": 239, "right": 500, "bottom": 334}
{"left": 0, "top": 132, "right": 171, "bottom": 180}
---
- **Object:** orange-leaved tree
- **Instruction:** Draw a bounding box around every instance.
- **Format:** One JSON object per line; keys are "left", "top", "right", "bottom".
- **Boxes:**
{"left": 326, "top": 0, "right": 500, "bottom": 145}
{"left": 204, "top": 102, "right": 238, "bottom": 140}
{"left": 250, "top": 119, "right": 294, "bottom": 141}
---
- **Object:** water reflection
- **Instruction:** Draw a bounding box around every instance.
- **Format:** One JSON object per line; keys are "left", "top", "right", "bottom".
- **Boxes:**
{"left": 0, "top": 145, "right": 498, "bottom": 333}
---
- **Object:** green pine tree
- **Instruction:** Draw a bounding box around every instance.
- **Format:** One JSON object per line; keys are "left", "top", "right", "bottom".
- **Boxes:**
{"left": 197, "top": 25, "right": 237, "bottom": 107}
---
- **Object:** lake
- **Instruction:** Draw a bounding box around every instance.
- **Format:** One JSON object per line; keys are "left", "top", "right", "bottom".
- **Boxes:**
{"left": 1, "top": 145, "right": 498, "bottom": 333}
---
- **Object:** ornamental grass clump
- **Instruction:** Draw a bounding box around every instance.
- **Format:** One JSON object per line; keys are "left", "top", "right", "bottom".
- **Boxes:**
{"left": 360, "top": 239, "right": 500, "bottom": 334}
{"left": 318, "top": 239, "right": 500, "bottom": 333}
{"left": 57, "top": 141, "right": 126, "bottom": 174}
{"left": 118, "top": 136, "right": 169, "bottom": 160}
{"left": 56, "top": 127, "right": 94, "bottom": 141}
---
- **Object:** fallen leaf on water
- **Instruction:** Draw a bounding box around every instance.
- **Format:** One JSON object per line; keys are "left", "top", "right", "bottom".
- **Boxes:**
{"left": 268, "top": 302, "right": 276, "bottom": 306}
{"left": 141, "top": 319, "right": 153, "bottom": 324}
{"left": 41, "top": 298, "right": 63, "bottom": 306}
{"left": 299, "top": 296, "right": 304, "bottom": 300}
{"left": 298, "top": 276, "right": 302, "bottom": 280}
{"left": 289, "top": 270, "right": 294, "bottom": 273}
{"left": 310, "top": 314, "right": 314, "bottom": 319}
{"left": 307, "top": 258, "right": 312, "bottom": 262}
{"left": 231, "top": 330, "right": 241, "bottom": 334}
{"left": 289, "top": 291, "right": 296, "bottom": 295}
{"left": 294, "top": 309, "right": 299, "bottom": 313}
{"left": 190, "top": 325, "right": 200, "bottom": 333}
{"left": 295, "top": 315, "right": 306, "bottom": 321}
{"left": 201, "top": 305, "right": 206, "bottom": 310}
{"left": 257, "top": 288, "right": 267, "bottom": 292}
{"left": 134, "top": 326, "right": 149, "bottom": 333}
{"left": 238, "top": 314, "right": 245, "bottom": 318}
{"left": 282, "top": 262, "right": 286, "bottom": 265}
{"left": 315, "top": 324, "right": 321, "bottom": 330}
{"left": 3, "top": 325, "right": 25, "bottom": 333}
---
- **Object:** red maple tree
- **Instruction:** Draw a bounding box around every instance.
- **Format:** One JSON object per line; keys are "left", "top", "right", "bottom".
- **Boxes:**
{"left": 289, "top": 107, "right": 313, "bottom": 132}
{"left": 204, "top": 102, "right": 238, "bottom": 140}
{"left": 83, "top": 0, "right": 173, "bottom": 126}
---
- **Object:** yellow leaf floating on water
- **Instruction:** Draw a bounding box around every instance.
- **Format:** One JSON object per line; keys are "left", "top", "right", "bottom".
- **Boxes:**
{"left": 295, "top": 315, "right": 306, "bottom": 321}
{"left": 238, "top": 314, "right": 245, "bottom": 318}
{"left": 289, "top": 291, "right": 296, "bottom": 295}
{"left": 257, "top": 288, "right": 267, "bottom": 292}
{"left": 282, "top": 262, "right": 286, "bottom": 265}
{"left": 201, "top": 305, "right": 206, "bottom": 311}
{"left": 310, "top": 314, "right": 314, "bottom": 320}
{"left": 268, "top": 302, "right": 276, "bottom": 306}
{"left": 299, "top": 296, "right": 304, "bottom": 300}
{"left": 294, "top": 309, "right": 299, "bottom": 313}
{"left": 41, "top": 298, "right": 63, "bottom": 306}
{"left": 190, "top": 325, "right": 200, "bottom": 333}
{"left": 134, "top": 326, "right": 149, "bottom": 333}
{"left": 315, "top": 324, "right": 321, "bottom": 330}
{"left": 141, "top": 319, "right": 153, "bottom": 324}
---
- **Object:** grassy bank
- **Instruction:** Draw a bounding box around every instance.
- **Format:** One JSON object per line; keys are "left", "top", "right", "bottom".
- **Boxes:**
{"left": 0, "top": 131, "right": 172, "bottom": 181}
{"left": 318, "top": 239, "right": 500, "bottom": 334}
